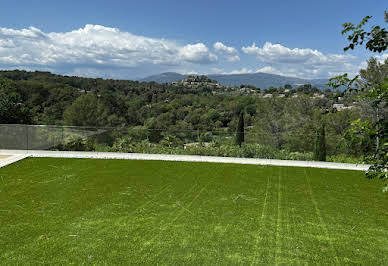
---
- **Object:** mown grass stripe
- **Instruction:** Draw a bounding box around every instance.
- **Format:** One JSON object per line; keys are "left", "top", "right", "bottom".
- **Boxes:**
{"left": 261, "top": 175, "right": 271, "bottom": 220}
{"left": 274, "top": 168, "right": 282, "bottom": 265}
{"left": 304, "top": 168, "right": 339, "bottom": 264}
{"left": 251, "top": 172, "right": 271, "bottom": 265}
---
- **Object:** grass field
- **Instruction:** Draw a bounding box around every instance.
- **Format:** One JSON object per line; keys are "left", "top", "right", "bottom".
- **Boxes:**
{"left": 0, "top": 158, "right": 387, "bottom": 264}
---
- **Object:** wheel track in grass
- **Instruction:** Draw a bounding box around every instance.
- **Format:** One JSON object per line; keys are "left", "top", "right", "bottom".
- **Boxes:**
{"left": 284, "top": 203, "right": 295, "bottom": 263}
{"left": 214, "top": 166, "right": 256, "bottom": 265}
{"left": 227, "top": 167, "right": 264, "bottom": 265}
{"left": 252, "top": 166, "right": 275, "bottom": 265}
{"left": 125, "top": 162, "right": 196, "bottom": 217}
{"left": 274, "top": 167, "right": 282, "bottom": 265}
{"left": 127, "top": 183, "right": 172, "bottom": 216}
{"left": 139, "top": 171, "right": 196, "bottom": 219}
{"left": 148, "top": 178, "right": 215, "bottom": 262}
{"left": 171, "top": 180, "right": 211, "bottom": 223}
{"left": 129, "top": 181, "right": 199, "bottom": 250}
{"left": 303, "top": 168, "right": 339, "bottom": 264}
{"left": 260, "top": 175, "right": 271, "bottom": 220}
{"left": 284, "top": 166, "right": 301, "bottom": 264}
{"left": 135, "top": 166, "right": 213, "bottom": 262}
{"left": 21, "top": 159, "right": 90, "bottom": 185}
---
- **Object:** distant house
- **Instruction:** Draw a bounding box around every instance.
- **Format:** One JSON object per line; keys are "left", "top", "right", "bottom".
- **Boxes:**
{"left": 263, "top": 94, "right": 273, "bottom": 98}
{"left": 333, "top": 103, "right": 354, "bottom": 111}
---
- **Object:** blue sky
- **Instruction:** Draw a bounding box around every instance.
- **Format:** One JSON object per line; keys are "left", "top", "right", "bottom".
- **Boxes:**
{"left": 0, "top": 0, "right": 387, "bottom": 79}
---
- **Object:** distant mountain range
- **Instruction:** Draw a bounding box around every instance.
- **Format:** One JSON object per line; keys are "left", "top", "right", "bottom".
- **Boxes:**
{"left": 140, "top": 72, "right": 329, "bottom": 89}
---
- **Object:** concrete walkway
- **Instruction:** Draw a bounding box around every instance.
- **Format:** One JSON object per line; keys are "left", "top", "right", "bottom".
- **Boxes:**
{"left": 0, "top": 153, "right": 30, "bottom": 168}
{"left": 0, "top": 149, "right": 370, "bottom": 171}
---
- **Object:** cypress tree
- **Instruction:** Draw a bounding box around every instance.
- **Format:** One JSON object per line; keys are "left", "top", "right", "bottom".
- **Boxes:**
{"left": 235, "top": 112, "right": 244, "bottom": 147}
{"left": 314, "top": 124, "right": 326, "bottom": 161}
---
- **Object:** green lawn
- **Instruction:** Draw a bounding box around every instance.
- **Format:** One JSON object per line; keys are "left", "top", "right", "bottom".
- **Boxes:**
{"left": 0, "top": 158, "right": 387, "bottom": 264}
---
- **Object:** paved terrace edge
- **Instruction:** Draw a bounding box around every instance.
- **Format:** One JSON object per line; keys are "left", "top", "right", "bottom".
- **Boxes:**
{"left": 0, "top": 154, "right": 30, "bottom": 168}
{"left": 0, "top": 150, "right": 370, "bottom": 171}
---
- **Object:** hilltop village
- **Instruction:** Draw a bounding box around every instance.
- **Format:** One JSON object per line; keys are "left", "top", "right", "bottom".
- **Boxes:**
{"left": 169, "top": 75, "right": 353, "bottom": 111}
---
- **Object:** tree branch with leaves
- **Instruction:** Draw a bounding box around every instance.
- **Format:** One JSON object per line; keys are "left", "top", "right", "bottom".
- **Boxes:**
{"left": 329, "top": 11, "right": 388, "bottom": 191}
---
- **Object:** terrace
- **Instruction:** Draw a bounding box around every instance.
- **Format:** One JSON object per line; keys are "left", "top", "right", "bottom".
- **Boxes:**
{"left": 0, "top": 124, "right": 386, "bottom": 264}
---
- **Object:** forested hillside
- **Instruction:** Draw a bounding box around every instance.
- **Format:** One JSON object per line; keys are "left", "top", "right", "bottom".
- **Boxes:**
{"left": 0, "top": 68, "right": 383, "bottom": 162}
{"left": 0, "top": 69, "right": 345, "bottom": 130}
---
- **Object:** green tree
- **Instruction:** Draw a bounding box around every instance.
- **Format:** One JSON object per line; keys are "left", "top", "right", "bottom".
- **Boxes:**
{"left": 314, "top": 124, "right": 326, "bottom": 161}
{"left": 329, "top": 11, "right": 388, "bottom": 191}
{"left": 0, "top": 79, "right": 31, "bottom": 124}
{"left": 235, "top": 112, "right": 244, "bottom": 147}
{"left": 359, "top": 57, "right": 388, "bottom": 88}
{"left": 63, "top": 94, "right": 109, "bottom": 126}
{"left": 357, "top": 57, "right": 388, "bottom": 156}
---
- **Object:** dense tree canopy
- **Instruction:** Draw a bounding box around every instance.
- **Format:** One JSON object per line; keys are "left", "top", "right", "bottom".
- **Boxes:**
{"left": 0, "top": 78, "right": 31, "bottom": 124}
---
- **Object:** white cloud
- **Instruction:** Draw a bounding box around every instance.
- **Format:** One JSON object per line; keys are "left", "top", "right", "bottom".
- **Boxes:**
{"left": 222, "top": 68, "right": 255, "bottom": 74}
{"left": 179, "top": 43, "right": 217, "bottom": 63}
{"left": 242, "top": 42, "right": 361, "bottom": 78}
{"left": 175, "top": 70, "right": 199, "bottom": 75}
{"left": 220, "top": 66, "right": 286, "bottom": 76}
{"left": 0, "top": 24, "right": 217, "bottom": 78}
{"left": 242, "top": 42, "right": 330, "bottom": 64}
{"left": 256, "top": 66, "right": 286, "bottom": 76}
{"left": 213, "top": 42, "right": 240, "bottom": 62}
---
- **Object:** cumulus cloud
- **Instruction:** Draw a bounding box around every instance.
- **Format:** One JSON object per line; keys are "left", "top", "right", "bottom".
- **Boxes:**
{"left": 179, "top": 43, "right": 217, "bottom": 63}
{"left": 242, "top": 42, "right": 361, "bottom": 78}
{"left": 222, "top": 68, "right": 255, "bottom": 74}
{"left": 213, "top": 42, "right": 240, "bottom": 62}
{"left": 0, "top": 24, "right": 217, "bottom": 78}
{"left": 219, "top": 66, "right": 286, "bottom": 76}
{"left": 256, "top": 66, "right": 286, "bottom": 76}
